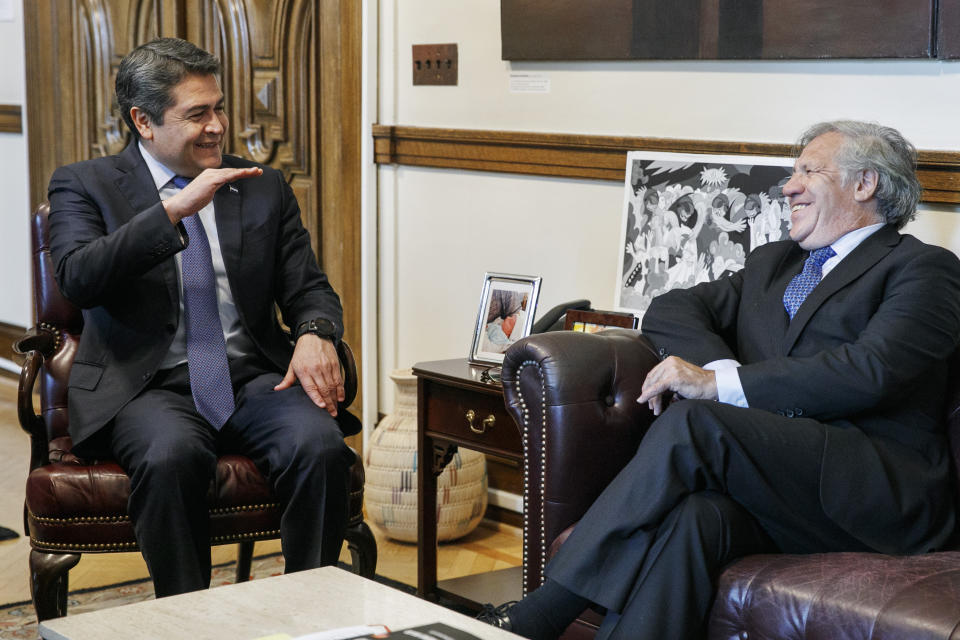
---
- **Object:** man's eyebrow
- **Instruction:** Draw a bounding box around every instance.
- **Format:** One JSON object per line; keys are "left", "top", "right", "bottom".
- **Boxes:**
{"left": 183, "top": 100, "right": 224, "bottom": 114}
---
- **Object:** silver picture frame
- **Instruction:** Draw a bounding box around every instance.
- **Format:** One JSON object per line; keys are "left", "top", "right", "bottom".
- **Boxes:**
{"left": 469, "top": 272, "right": 542, "bottom": 365}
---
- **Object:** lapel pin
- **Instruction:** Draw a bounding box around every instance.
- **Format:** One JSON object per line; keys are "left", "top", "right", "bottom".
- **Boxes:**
{"left": 229, "top": 185, "right": 239, "bottom": 193}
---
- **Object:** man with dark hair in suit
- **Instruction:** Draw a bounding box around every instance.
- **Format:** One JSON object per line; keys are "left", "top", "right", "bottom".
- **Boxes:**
{"left": 482, "top": 121, "right": 960, "bottom": 639}
{"left": 47, "top": 37, "right": 359, "bottom": 597}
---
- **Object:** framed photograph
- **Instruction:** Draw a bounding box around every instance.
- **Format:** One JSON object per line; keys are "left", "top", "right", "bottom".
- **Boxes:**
{"left": 615, "top": 151, "right": 794, "bottom": 318}
{"left": 564, "top": 309, "right": 638, "bottom": 333}
{"left": 470, "top": 272, "right": 542, "bottom": 365}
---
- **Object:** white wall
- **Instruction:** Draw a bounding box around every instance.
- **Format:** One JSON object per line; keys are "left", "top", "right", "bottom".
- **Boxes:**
{"left": 0, "top": 0, "right": 29, "bottom": 332}
{"left": 372, "top": 0, "right": 960, "bottom": 413}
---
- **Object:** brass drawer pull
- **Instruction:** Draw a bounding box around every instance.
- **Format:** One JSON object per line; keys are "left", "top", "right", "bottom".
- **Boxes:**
{"left": 465, "top": 409, "right": 496, "bottom": 434}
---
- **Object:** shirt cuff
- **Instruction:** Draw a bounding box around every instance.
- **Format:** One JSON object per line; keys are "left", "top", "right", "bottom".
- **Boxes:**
{"left": 703, "top": 359, "right": 748, "bottom": 408}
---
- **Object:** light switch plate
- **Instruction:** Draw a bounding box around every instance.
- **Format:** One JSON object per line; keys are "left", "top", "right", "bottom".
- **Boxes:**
{"left": 412, "top": 43, "right": 458, "bottom": 86}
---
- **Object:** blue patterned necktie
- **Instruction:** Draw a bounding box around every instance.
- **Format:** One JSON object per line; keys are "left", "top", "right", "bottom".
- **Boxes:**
{"left": 172, "top": 175, "right": 235, "bottom": 429}
{"left": 782, "top": 246, "right": 836, "bottom": 320}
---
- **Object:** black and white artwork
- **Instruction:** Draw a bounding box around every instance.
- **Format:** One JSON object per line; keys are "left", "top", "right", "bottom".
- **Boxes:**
{"left": 615, "top": 151, "right": 794, "bottom": 316}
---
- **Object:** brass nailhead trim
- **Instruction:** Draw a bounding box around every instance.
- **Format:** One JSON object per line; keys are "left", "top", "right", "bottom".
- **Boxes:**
{"left": 33, "top": 530, "right": 285, "bottom": 550}
{"left": 32, "top": 540, "right": 138, "bottom": 551}
{"left": 511, "top": 360, "right": 548, "bottom": 595}
{"left": 38, "top": 322, "right": 63, "bottom": 351}
{"left": 209, "top": 503, "right": 281, "bottom": 515}
{"left": 210, "top": 529, "right": 280, "bottom": 543}
{"left": 31, "top": 502, "right": 281, "bottom": 525}
{"left": 30, "top": 513, "right": 130, "bottom": 525}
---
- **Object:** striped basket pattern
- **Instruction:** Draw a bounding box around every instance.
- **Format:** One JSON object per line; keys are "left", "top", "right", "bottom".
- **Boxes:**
{"left": 364, "top": 369, "right": 488, "bottom": 542}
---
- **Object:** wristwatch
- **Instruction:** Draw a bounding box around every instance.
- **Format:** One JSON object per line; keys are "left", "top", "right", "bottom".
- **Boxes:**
{"left": 295, "top": 317, "right": 338, "bottom": 342}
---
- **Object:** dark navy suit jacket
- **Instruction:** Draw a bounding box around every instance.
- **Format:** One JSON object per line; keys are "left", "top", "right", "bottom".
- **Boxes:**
{"left": 643, "top": 225, "right": 960, "bottom": 554}
{"left": 47, "top": 142, "right": 346, "bottom": 446}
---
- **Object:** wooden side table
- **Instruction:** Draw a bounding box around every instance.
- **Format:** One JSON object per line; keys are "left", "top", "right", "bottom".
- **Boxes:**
{"left": 413, "top": 358, "right": 523, "bottom": 606}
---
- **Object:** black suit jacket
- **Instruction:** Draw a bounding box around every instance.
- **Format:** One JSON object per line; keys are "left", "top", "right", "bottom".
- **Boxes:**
{"left": 642, "top": 225, "right": 960, "bottom": 554}
{"left": 47, "top": 143, "right": 346, "bottom": 446}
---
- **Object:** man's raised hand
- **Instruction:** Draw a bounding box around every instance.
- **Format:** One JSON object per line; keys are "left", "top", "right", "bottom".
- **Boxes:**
{"left": 163, "top": 167, "right": 262, "bottom": 224}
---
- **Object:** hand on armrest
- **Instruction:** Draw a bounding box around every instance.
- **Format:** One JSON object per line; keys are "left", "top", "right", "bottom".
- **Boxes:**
{"left": 502, "top": 328, "right": 659, "bottom": 455}
{"left": 501, "top": 329, "right": 660, "bottom": 572}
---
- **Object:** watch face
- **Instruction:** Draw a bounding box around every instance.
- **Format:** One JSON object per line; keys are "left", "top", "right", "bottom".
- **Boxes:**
{"left": 312, "top": 317, "right": 336, "bottom": 337}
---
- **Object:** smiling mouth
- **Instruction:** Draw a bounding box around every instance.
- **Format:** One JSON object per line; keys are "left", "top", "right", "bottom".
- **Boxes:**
{"left": 791, "top": 204, "right": 808, "bottom": 213}
{"left": 196, "top": 141, "right": 220, "bottom": 150}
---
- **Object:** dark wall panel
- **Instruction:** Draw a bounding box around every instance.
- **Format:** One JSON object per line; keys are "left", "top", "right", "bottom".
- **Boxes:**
{"left": 762, "top": 0, "right": 933, "bottom": 59}
{"left": 502, "top": 0, "right": 939, "bottom": 60}
{"left": 501, "top": 0, "right": 633, "bottom": 59}
{"left": 940, "top": 0, "right": 960, "bottom": 59}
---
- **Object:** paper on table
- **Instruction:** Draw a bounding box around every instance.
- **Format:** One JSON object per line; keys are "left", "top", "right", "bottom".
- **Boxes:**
{"left": 254, "top": 626, "right": 390, "bottom": 640}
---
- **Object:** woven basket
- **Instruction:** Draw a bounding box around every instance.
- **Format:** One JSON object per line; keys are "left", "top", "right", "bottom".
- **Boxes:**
{"left": 364, "top": 368, "right": 488, "bottom": 542}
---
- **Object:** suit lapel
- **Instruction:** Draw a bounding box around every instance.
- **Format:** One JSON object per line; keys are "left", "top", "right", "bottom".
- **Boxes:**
{"left": 782, "top": 225, "right": 900, "bottom": 353}
{"left": 765, "top": 246, "right": 802, "bottom": 356}
{"left": 112, "top": 143, "right": 181, "bottom": 312}
{"left": 213, "top": 174, "right": 244, "bottom": 286}
{"left": 113, "top": 143, "right": 162, "bottom": 216}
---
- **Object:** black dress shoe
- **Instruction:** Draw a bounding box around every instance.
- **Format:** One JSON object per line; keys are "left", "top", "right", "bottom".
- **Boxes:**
{"left": 476, "top": 601, "right": 517, "bottom": 631}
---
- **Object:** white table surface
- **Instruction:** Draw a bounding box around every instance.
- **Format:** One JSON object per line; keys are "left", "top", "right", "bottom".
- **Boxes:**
{"left": 39, "top": 566, "right": 521, "bottom": 640}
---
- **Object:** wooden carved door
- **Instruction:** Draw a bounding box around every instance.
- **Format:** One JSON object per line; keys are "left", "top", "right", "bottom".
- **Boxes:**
{"left": 24, "top": 0, "right": 363, "bottom": 438}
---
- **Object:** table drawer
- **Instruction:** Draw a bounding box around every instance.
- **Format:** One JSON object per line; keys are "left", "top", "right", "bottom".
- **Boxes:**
{"left": 423, "top": 384, "right": 522, "bottom": 455}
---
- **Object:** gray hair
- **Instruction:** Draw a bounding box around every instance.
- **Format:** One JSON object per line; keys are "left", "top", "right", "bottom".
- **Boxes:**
{"left": 116, "top": 38, "right": 221, "bottom": 139}
{"left": 797, "top": 120, "right": 921, "bottom": 229}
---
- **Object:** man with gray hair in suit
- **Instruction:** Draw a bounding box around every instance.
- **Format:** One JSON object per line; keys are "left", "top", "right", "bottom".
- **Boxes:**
{"left": 482, "top": 120, "right": 960, "bottom": 639}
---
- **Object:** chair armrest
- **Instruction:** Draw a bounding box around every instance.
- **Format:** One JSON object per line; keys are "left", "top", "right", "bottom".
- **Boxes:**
{"left": 501, "top": 328, "right": 660, "bottom": 594}
{"left": 337, "top": 340, "right": 358, "bottom": 409}
{"left": 333, "top": 340, "right": 362, "bottom": 436}
{"left": 13, "top": 325, "right": 59, "bottom": 358}
{"left": 13, "top": 327, "right": 56, "bottom": 468}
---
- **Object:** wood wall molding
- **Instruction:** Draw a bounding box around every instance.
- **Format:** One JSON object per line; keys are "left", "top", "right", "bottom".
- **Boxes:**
{"left": 372, "top": 125, "right": 960, "bottom": 205}
{"left": 0, "top": 105, "right": 22, "bottom": 133}
{"left": 0, "top": 322, "right": 25, "bottom": 378}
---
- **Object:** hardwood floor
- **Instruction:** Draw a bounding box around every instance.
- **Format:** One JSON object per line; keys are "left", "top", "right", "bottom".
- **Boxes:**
{"left": 0, "top": 375, "right": 521, "bottom": 606}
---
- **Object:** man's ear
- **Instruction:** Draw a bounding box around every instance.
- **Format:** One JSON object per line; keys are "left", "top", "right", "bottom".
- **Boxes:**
{"left": 854, "top": 168, "right": 879, "bottom": 202}
{"left": 130, "top": 107, "right": 153, "bottom": 141}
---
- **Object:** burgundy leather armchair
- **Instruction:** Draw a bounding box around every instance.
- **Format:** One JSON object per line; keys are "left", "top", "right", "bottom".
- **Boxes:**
{"left": 501, "top": 329, "right": 960, "bottom": 639}
{"left": 16, "top": 204, "right": 377, "bottom": 622}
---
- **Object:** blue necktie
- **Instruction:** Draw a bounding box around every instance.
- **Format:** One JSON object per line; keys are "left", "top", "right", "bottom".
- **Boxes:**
{"left": 783, "top": 246, "right": 836, "bottom": 320}
{"left": 172, "top": 175, "right": 235, "bottom": 429}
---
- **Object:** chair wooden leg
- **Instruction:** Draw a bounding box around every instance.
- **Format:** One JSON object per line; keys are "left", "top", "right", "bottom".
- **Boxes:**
{"left": 235, "top": 540, "right": 255, "bottom": 583}
{"left": 29, "top": 549, "right": 81, "bottom": 622}
{"left": 345, "top": 521, "right": 377, "bottom": 579}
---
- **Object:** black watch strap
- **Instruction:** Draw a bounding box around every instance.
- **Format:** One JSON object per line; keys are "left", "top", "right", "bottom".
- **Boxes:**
{"left": 295, "top": 317, "right": 337, "bottom": 341}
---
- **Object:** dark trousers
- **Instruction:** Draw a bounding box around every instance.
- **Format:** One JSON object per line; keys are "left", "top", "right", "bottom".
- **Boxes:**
{"left": 546, "top": 400, "right": 871, "bottom": 640}
{"left": 86, "top": 362, "right": 354, "bottom": 597}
